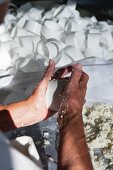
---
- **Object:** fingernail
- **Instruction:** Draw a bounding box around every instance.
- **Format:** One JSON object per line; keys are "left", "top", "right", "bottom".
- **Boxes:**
{"left": 49, "top": 59, "right": 54, "bottom": 65}
{"left": 76, "top": 64, "right": 82, "bottom": 70}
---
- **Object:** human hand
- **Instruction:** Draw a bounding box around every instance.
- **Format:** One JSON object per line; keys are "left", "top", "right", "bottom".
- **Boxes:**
{"left": 52, "top": 66, "right": 72, "bottom": 80}
{"left": 27, "top": 60, "right": 56, "bottom": 123}
{"left": 26, "top": 60, "right": 75, "bottom": 124}
{"left": 58, "top": 64, "right": 89, "bottom": 125}
{"left": 57, "top": 65, "right": 93, "bottom": 170}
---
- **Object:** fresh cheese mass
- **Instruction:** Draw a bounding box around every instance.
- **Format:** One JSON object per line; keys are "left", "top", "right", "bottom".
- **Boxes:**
{"left": 83, "top": 104, "right": 113, "bottom": 170}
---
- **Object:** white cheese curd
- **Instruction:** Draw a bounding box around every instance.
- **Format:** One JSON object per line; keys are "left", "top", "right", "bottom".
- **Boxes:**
{"left": 83, "top": 104, "right": 113, "bottom": 170}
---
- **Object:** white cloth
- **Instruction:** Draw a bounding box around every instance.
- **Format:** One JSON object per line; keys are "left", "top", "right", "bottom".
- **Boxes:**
{"left": 0, "top": 133, "right": 43, "bottom": 170}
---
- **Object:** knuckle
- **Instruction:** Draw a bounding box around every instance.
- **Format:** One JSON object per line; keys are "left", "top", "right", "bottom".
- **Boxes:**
{"left": 81, "top": 84, "right": 87, "bottom": 89}
{"left": 76, "top": 69, "right": 82, "bottom": 76}
{"left": 72, "top": 66, "right": 82, "bottom": 73}
{"left": 85, "top": 73, "right": 89, "bottom": 81}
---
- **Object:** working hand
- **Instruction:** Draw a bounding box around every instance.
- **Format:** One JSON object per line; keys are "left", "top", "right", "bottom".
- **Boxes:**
{"left": 58, "top": 64, "right": 89, "bottom": 126}
{"left": 27, "top": 61, "right": 74, "bottom": 122}
{"left": 0, "top": 59, "right": 57, "bottom": 131}
{"left": 27, "top": 60, "right": 56, "bottom": 122}
{"left": 57, "top": 65, "right": 93, "bottom": 170}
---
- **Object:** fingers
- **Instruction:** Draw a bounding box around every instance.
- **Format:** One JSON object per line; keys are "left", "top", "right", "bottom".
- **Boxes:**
{"left": 69, "top": 64, "right": 82, "bottom": 85}
{"left": 80, "top": 72, "right": 89, "bottom": 98}
{"left": 42, "top": 59, "right": 55, "bottom": 87}
{"left": 52, "top": 66, "right": 72, "bottom": 80}
{"left": 80, "top": 72, "right": 89, "bottom": 88}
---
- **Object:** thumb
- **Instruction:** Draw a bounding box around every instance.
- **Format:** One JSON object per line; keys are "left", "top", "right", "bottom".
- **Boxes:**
{"left": 41, "top": 59, "right": 55, "bottom": 89}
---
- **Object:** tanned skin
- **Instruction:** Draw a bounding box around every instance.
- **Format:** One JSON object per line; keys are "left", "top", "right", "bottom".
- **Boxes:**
{"left": 57, "top": 65, "right": 93, "bottom": 170}
{"left": 0, "top": 2, "right": 93, "bottom": 169}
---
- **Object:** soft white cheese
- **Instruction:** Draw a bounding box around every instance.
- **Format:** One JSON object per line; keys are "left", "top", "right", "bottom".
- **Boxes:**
{"left": 83, "top": 104, "right": 113, "bottom": 170}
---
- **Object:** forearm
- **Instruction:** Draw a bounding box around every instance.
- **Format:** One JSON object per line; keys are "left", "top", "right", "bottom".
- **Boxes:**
{"left": 0, "top": 60, "right": 55, "bottom": 132}
{"left": 0, "top": 98, "right": 40, "bottom": 132}
{"left": 58, "top": 113, "right": 93, "bottom": 170}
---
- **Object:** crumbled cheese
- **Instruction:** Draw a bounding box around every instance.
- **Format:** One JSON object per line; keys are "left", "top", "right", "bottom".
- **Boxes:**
{"left": 43, "top": 131, "right": 49, "bottom": 138}
{"left": 44, "top": 138, "right": 50, "bottom": 146}
{"left": 83, "top": 103, "right": 113, "bottom": 170}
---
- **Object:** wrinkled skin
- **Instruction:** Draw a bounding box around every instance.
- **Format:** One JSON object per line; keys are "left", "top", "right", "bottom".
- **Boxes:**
{"left": 59, "top": 64, "right": 88, "bottom": 116}
{"left": 57, "top": 65, "right": 93, "bottom": 170}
